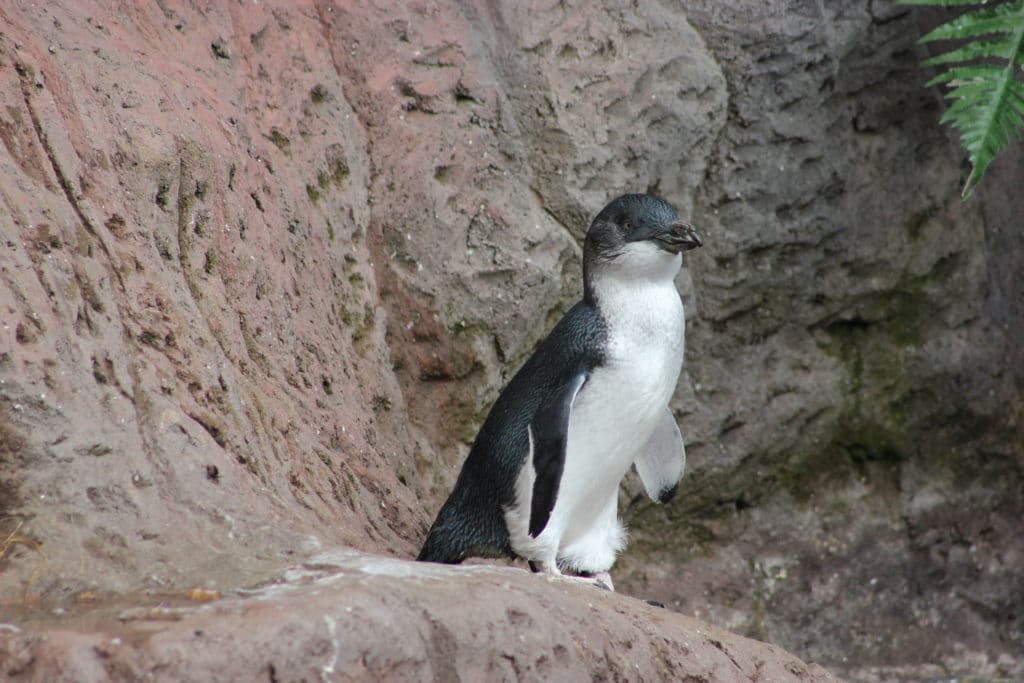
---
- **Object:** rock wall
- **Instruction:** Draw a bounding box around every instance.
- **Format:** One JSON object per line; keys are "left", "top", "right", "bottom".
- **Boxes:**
{"left": 0, "top": 1, "right": 438, "bottom": 600}
{"left": 0, "top": 1, "right": 1020, "bottom": 680}
{"left": 617, "top": 4, "right": 1024, "bottom": 680}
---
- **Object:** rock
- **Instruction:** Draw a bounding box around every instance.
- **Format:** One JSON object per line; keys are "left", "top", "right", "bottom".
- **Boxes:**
{"left": 0, "top": 0, "right": 427, "bottom": 600}
{"left": 616, "top": 3, "right": 1024, "bottom": 679}
{"left": 0, "top": 550, "right": 840, "bottom": 683}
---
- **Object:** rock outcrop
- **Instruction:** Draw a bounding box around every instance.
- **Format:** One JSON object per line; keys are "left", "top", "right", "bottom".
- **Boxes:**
{"left": 1, "top": 551, "right": 840, "bottom": 683}
{"left": 0, "top": 1, "right": 1020, "bottom": 681}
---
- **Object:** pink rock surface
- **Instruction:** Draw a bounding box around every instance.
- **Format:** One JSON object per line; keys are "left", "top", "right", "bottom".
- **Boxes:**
{"left": 0, "top": 551, "right": 841, "bottom": 683}
{"left": 0, "top": 0, "right": 426, "bottom": 597}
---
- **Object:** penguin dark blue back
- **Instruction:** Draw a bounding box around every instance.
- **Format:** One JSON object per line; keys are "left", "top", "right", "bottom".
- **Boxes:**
{"left": 416, "top": 302, "right": 607, "bottom": 563}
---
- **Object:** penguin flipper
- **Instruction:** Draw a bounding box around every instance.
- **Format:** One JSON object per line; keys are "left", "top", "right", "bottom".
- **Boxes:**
{"left": 634, "top": 407, "right": 686, "bottom": 504}
{"left": 528, "top": 372, "right": 587, "bottom": 537}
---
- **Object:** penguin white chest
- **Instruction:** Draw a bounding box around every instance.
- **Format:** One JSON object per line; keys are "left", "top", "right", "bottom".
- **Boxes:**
{"left": 551, "top": 280, "right": 685, "bottom": 544}
{"left": 573, "top": 283, "right": 685, "bottom": 461}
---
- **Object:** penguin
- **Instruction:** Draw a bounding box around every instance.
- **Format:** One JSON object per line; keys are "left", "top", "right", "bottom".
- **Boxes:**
{"left": 417, "top": 194, "right": 702, "bottom": 589}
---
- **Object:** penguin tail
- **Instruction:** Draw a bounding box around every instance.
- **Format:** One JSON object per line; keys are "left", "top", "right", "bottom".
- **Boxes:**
{"left": 416, "top": 490, "right": 511, "bottom": 564}
{"left": 416, "top": 527, "right": 465, "bottom": 564}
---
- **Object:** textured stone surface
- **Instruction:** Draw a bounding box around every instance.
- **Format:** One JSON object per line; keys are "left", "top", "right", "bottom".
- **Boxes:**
{"left": 0, "top": 550, "right": 841, "bottom": 683}
{"left": 0, "top": 1, "right": 1021, "bottom": 681}
{"left": 0, "top": 0, "right": 428, "bottom": 598}
{"left": 616, "top": 4, "right": 1024, "bottom": 681}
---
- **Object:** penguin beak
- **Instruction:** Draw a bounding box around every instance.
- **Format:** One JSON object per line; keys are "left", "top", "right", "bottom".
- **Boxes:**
{"left": 655, "top": 221, "right": 703, "bottom": 253}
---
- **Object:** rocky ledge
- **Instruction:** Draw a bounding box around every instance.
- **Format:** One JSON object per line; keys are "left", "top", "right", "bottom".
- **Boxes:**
{"left": 0, "top": 550, "right": 838, "bottom": 682}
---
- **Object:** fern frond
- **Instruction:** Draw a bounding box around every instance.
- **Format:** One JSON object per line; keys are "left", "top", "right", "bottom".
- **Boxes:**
{"left": 921, "top": 1, "right": 1024, "bottom": 41}
{"left": 922, "top": 37, "right": 1019, "bottom": 65}
{"left": 900, "top": 0, "right": 1024, "bottom": 197}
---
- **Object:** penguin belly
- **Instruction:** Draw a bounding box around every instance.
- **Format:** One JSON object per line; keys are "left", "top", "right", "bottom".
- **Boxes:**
{"left": 553, "top": 352, "right": 681, "bottom": 564}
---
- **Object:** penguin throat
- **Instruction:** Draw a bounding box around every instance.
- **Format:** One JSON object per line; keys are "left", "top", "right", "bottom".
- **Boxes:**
{"left": 583, "top": 247, "right": 681, "bottom": 307}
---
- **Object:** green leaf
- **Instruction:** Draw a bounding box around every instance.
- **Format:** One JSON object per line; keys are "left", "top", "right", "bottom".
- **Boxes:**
{"left": 921, "top": 1, "right": 1024, "bottom": 43}
{"left": 900, "top": 0, "right": 1005, "bottom": 5}
{"left": 900, "top": 0, "right": 1024, "bottom": 197}
{"left": 922, "top": 37, "right": 1017, "bottom": 65}
{"left": 927, "top": 64, "right": 1006, "bottom": 86}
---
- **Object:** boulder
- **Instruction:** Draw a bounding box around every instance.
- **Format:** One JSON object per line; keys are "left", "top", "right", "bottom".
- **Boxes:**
{"left": 1, "top": 551, "right": 840, "bottom": 683}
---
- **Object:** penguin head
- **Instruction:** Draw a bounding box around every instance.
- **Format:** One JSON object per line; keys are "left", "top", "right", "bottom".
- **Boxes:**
{"left": 583, "top": 194, "right": 702, "bottom": 286}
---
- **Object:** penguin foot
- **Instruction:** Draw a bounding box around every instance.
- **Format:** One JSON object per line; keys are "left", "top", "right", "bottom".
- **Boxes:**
{"left": 570, "top": 571, "right": 614, "bottom": 592}
{"left": 591, "top": 571, "right": 614, "bottom": 592}
{"left": 551, "top": 574, "right": 613, "bottom": 592}
{"left": 528, "top": 559, "right": 563, "bottom": 577}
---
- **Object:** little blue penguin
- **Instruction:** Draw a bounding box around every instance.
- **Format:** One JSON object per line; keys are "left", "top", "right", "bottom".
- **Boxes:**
{"left": 417, "top": 194, "right": 702, "bottom": 589}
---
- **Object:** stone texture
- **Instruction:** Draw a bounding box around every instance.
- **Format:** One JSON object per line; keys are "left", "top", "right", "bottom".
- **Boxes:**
{"left": 0, "top": 1, "right": 1021, "bottom": 681}
{"left": 0, "top": 551, "right": 841, "bottom": 683}
{"left": 616, "top": 4, "right": 1024, "bottom": 680}
{"left": 0, "top": 0, "right": 427, "bottom": 599}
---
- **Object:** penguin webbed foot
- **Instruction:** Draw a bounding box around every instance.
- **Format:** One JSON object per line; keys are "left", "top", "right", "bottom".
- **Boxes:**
{"left": 524, "top": 559, "right": 613, "bottom": 591}
{"left": 562, "top": 569, "right": 615, "bottom": 592}
{"left": 583, "top": 571, "right": 614, "bottom": 592}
